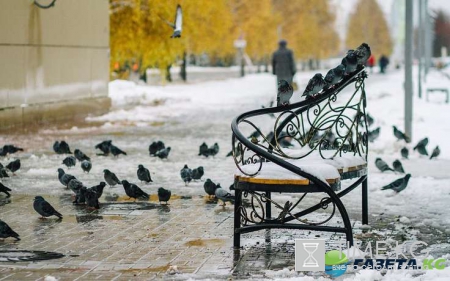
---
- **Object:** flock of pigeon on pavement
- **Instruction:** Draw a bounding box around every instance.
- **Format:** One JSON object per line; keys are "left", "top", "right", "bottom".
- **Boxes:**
{"left": 0, "top": 140, "right": 235, "bottom": 241}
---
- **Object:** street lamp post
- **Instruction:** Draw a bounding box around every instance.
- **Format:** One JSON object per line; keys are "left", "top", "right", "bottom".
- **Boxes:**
{"left": 234, "top": 38, "right": 247, "bottom": 77}
{"left": 405, "top": 0, "right": 413, "bottom": 139}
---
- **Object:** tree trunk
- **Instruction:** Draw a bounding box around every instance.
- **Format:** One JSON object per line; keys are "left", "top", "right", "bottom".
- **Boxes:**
{"left": 180, "top": 51, "right": 187, "bottom": 81}
{"left": 166, "top": 65, "right": 172, "bottom": 82}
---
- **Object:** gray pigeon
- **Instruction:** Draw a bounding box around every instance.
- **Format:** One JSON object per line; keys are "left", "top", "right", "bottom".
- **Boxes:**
{"left": 0, "top": 182, "right": 11, "bottom": 197}
{"left": 0, "top": 220, "right": 20, "bottom": 241}
{"left": 67, "top": 179, "right": 84, "bottom": 203}
{"left": 76, "top": 186, "right": 88, "bottom": 204}
{"left": 103, "top": 169, "right": 121, "bottom": 187}
{"left": 33, "top": 196, "right": 63, "bottom": 219}
{"left": 302, "top": 73, "right": 325, "bottom": 98}
{"left": 400, "top": 147, "right": 409, "bottom": 159}
{"left": 366, "top": 113, "right": 374, "bottom": 127}
{"left": 198, "top": 143, "right": 209, "bottom": 157}
{"left": 215, "top": 185, "right": 235, "bottom": 206}
{"left": 62, "top": 156, "right": 76, "bottom": 168}
{"left": 416, "top": 145, "right": 429, "bottom": 156}
{"left": 95, "top": 140, "right": 112, "bottom": 155}
{"left": 277, "top": 80, "right": 294, "bottom": 106}
{"left": 342, "top": 50, "right": 358, "bottom": 75}
{"left": 393, "top": 126, "right": 410, "bottom": 143}
{"left": 323, "top": 66, "right": 343, "bottom": 89}
{"left": 57, "top": 168, "right": 76, "bottom": 188}
{"left": 381, "top": 174, "right": 411, "bottom": 193}
{"left": 137, "top": 164, "right": 152, "bottom": 183}
{"left": 85, "top": 189, "right": 100, "bottom": 209}
{"left": 156, "top": 147, "right": 171, "bottom": 159}
{"left": 6, "top": 159, "right": 20, "bottom": 174}
{"left": 332, "top": 64, "right": 346, "bottom": 83}
{"left": 208, "top": 143, "right": 219, "bottom": 157}
{"left": 74, "top": 149, "right": 90, "bottom": 162}
{"left": 192, "top": 166, "right": 204, "bottom": 180}
{"left": 375, "top": 158, "right": 394, "bottom": 172}
{"left": 414, "top": 138, "right": 429, "bottom": 150}
{"left": 368, "top": 127, "right": 380, "bottom": 143}
{"left": 203, "top": 179, "right": 217, "bottom": 197}
{"left": 158, "top": 187, "right": 171, "bottom": 204}
{"left": 81, "top": 160, "right": 92, "bottom": 173}
{"left": 180, "top": 165, "right": 192, "bottom": 185}
{"left": 0, "top": 164, "right": 9, "bottom": 178}
{"left": 122, "top": 180, "right": 149, "bottom": 201}
{"left": 110, "top": 145, "right": 127, "bottom": 157}
{"left": 90, "top": 182, "right": 106, "bottom": 198}
{"left": 354, "top": 43, "right": 371, "bottom": 65}
{"left": 430, "top": 146, "right": 440, "bottom": 160}
{"left": 392, "top": 160, "right": 405, "bottom": 173}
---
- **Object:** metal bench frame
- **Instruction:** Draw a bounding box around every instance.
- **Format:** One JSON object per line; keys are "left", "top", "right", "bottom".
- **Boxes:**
{"left": 231, "top": 67, "right": 369, "bottom": 248}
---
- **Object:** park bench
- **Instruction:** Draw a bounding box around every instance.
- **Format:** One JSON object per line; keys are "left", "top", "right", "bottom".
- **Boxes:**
{"left": 231, "top": 66, "right": 369, "bottom": 248}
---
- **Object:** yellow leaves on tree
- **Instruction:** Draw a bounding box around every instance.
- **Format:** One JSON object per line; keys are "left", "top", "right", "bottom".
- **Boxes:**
{"left": 346, "top": 0, "right": 393, "bottom": 57}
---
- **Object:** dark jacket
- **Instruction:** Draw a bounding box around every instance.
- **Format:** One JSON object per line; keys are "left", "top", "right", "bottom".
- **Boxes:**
{"left": 272, "top": 46, "right": 296, "bottom": 81}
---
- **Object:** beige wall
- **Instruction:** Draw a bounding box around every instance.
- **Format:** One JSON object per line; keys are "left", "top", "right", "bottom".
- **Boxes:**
{"left": 0, "top": 0, "right": 109, "bottom": 109}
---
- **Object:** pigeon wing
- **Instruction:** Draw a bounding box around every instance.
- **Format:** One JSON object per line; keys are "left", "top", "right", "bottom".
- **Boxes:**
{"left": 41, "top": 201, "right": 58, "bottom": 215}
{"left": 174, "top": 5, "right": 182, "bottom": 32}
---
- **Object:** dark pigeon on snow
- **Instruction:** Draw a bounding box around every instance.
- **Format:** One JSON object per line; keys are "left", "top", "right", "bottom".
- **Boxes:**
{"left": 156, "top": 147, "right": 171, "bottom": 159}
{"left": 381, "top": 174, "right": 411, "bottom": 193}
{"left": 375, "top": 158, "right": 394, "bottom": 172}
{"left": 122, "top": 180, "right": 149, "bottom": 201}
{"left": 57, "top": 168, "right": 76, "bottom": 188}
{"left": 414, "top": 138, "right": 429, "bottom": 150}
{"left": 208, "top": 143, "right": 219, "bottom": 157}
{"left": 58, "top": 141, "right": 72, "bottom": 154}
{"left": 158, "top": 187, "right": 171, "bottom": 204}
{"left": 95, "top": 140, "right": 112, "bottom": 155}
{"left": 33, "top": 196, "right": 63, "bottom": 219}
{"left": 198, "top": 142, "right": 209, "bottom": 157}
{"left": 203, "top": 179, "right": 217, "bottom": 197}
{"left": 393, "top": 126, "right": 410, "bottom": 143}
{"left": 90, "top": 182, "right": 106, "bottom": 199}
{"left": 0, "top": 167, "right": 8, "bottom": 178}
{"left": 0, "top": 182, "right": 11, "bottom": 197}
{"left": 416, "top": 145, "right": 429, "bottom": 156}
{"left": 392, "top": 160, "right": 405, "bottom": 173}
{"left": 6, "top": 159, "right": 20, "bottom": 174}
{"left": 400, "top": 147, "right": 409, "bottom": 159}
{"left": 180, "top": 164, "right": 192, "bottom": 185}
{"left": 137, "top": 164, "right": 152, "bottom": 183}
{"left": 62, "top": 156, "right": 76, "bottom": 168}
{"left": 0, "top": 220, "right": 20, "bottom": 241}
{"left": 103, "top": 169, "right": 121, "bottom": 187}
{"left": 74, "top": 149, "right": 90, "bottom": 162}
{"left": 81, "top": 160, "right": 92, "bottom": 173}
{"left": 368, "top": 127, "right": 380, "bottom": 143}
{"left": 192, "top": 166, "right": 204, "bottom": 180}
{"left": 1, "top": 145, "right": 23, "bottom": 155}
{"left": 110, "top": 145, "right": 127, "bottom": 157}
{"left": 430, "top": 146, "right": 440, "bottom": 160}
{"left": 85, "top": 188, "right": 100, "bottom": 209}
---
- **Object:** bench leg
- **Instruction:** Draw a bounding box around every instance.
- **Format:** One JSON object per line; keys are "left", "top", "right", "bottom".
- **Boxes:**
{"left": 265, "top": 191, "right": 271, "bottom": 219}
{"left": 362, "top": 176, "right": 369, "bottom": 225}
{"left": 234, "top": 190, "right": 242, "bottom": 249}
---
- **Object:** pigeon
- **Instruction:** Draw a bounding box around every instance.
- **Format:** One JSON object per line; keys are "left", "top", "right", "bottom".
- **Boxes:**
{"left": 416, "top": 144, "right": 429, "bottom": 156}
{"left": 381, "top": 174, "right": 411, "bottom": 193}
{"left": 163, "top": 4, "right": 182, "bottom": 38}
{"left": 375, "top": 158, "right": 394, "bottom": 172}
{"left": 137, "top": 164, "right": 152, "bottom": 183}
{"left": 393, "top": 126, "right": 410, "bottom": 143}
{"left": 57, "top": 168, "right": 76, "bottom": 188}
{"left": 110, "top": 145, "right": 127, "bottom": 157}
{"left": 430, "top": 146, "right": 440, "bottom": 160}
{"left": 67, "top": 179, "right": 84, "bottom": 203}
{"left": 76, "top": 186, "right": 88, "bottom": 204}
{"left": 81, "top": 160, "right": 92, "bottom": 173}
{"left": 413, "top": 138, "right": 429, "bottom": 150}
{"left": 0, "top": 182, "right": 11, "bottom": 197}
{"left": 121, "top": 180, "right": 149, "bottom": 201}
{"left": 156, "top": 147, "right": 171, "bottom": 159}
{"left": 85, "top": 189, "right": 100, "bottom": 209}
{"left": 354, "top": 43, "right": 371, "bottom": 65}
{"left": 149, "top": 141, "right": 166, "bottom": 156}
{"left": 33, "top": 196, "right": 63, "bottom": 219}
{"left": 208, "top": 143, "right": 219, "bottom": 157}
{"left": 342, "top": 50, "right": 358, "bottom": 75}
{"left": 192, "top": 166, "right": 204, "bottom": 180}
{"left": 58, "top": 141, "right": 72, "bottom": 154}
{"left": 62, "top": 156, "right": 76, "bottom": 168}
{"left": 203, "top": 179, "right": 217, "bottom": 197}
{"left": 332, "top": 64, "right": 346, "bottom": 83}
{"left": 1, "top": 145, "right": 23, "bottom": 155}
{"left": 0, "top": 148, "right": 6, "bottom": 157}
{"left": 53, "top": 141, "right": 61, "bottom": 154}
{"left": 103, "top": 169, "right": 121, "bottom": 187}
{"left": 74, "top": 149, "right": 90, "bottom": 162}
{"left": 0, "top": 220, "right": 20, "bottom": 241}
{"left": 368, "top": 127, "right": 380, "bottom": 142}
{"left": 158, "top": 187, "right": 171, "bottom": 204}
{"left": 6, "top": 159, "right": 20, "bottom": 174}
{"left": 277, "top": 80, "right": 294, "bottom": 106}
{"left": 392, "top": 160, "right": 405, "bottom": 173}
{"left": 215, "top": 185, "right": 235, "bottom": 206}
{"left": 90, "top": 182, "right": 106, "bottom": 199}
{"left": 95, "top": 140, "right": 112, "bottom": 155}
{"left": 302, "top": 73, "right": 325, "bottom": 98}
{"left": 180, "top": 164, "right": 192, "bottom": 185}
{"left": 401, "top": 147, "right": 409, "bottom": 159}
{"left": 0, "top": 167, "right": 9, "bottom": 178}
{"left": 198, "top": 142, "right": 209, "bottom": 157}
{"left": 366, "top": 113, "right": 374, "bottom": 127}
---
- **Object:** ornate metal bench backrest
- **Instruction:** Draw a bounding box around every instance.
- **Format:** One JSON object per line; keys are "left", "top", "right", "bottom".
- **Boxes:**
{"left": 232, "top": 68, "right": 368, "bottom": 177}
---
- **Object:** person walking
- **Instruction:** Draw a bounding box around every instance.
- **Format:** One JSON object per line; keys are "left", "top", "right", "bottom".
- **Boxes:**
{"left": 367, "top": 54, "right": 375, "bottom": 73}
{"left": 272, "top": 39, "right": 296, "bottom": 86}
{"left": 379, "top": 55, "right": 390, "bottom": 74}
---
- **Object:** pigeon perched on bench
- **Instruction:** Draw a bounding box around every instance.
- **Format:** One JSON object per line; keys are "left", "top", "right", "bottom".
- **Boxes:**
{"left": 0, "top": 182, "right": 11, "bottom": 197}
{"left": 103, "top": 169, "right": 121, "bottom": 187}
{"left": 158, "top": 187, "right": 171, "bottom": 204}
{"left": 0, "top": 220, "right": 20, "bottom": 241}
{"left": 354, "top": 43, "right": 371, "bottom": 65}
{"left": 342, "top": 50, "right": 358, "bottom": 75}
{"left": 74, "top": 149, "right": 90, "bottom": 162}
{"left": 122, "top": 180, "right": 149, "bottom": 201}
{"left": 81, "top": 160, "right": 92, "bottom": 173}
{"left": 137, "top": 164, "right": 152, "bottom": 183}
{"left": 277, "top": 80, "right": 294, "bottom": 106}
{"left": 381, "top": 174, "right": 411, "bottom": 193}
{"left": 303, "top": 73, "right": 325, "bottom": 98}
{"left": 430, "top": 146, "right": 440, "bottom": 160}
{"left": 392, "top": 160, "right": 405, "bottom": 173}
{"left": 375, "top": 158, "right": 394, "bottom": 172}
{"left": 33, "top": 196, "right": 63, "bottom": 219}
